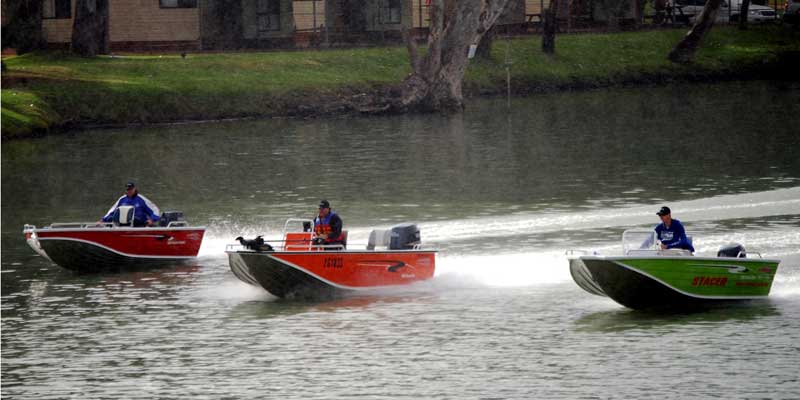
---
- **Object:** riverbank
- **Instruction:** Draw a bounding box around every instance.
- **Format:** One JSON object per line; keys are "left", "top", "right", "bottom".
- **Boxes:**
{"left": 3, "top": 25, "right": 799, "bottom": 140}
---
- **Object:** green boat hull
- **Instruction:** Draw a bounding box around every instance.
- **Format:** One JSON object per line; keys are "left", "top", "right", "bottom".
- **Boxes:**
{"left": 569, "top": 255, "right": 780, "bottom": 310}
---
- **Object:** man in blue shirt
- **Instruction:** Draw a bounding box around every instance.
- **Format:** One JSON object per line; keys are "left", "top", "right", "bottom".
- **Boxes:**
{"left": 100, "top": 181, "right": 161, "bottom": 227}
{"left": 654, "top": 206, "right": 694, "bottom": 252}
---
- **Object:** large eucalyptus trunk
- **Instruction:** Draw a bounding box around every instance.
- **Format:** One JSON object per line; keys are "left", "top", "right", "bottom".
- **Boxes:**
{"left": 667, "top": 0, "right": 723, "bottom": 64}
{"left": 739, "top": 0, "right": 751, "bottom": 29}
{"left": 3, "top": 0, "right": 45, "bottom": 53}
{"left": 71, "top": 0, "right": 109, "bottom": 57}
{"left": 542, "top": 0, "right": 559, "bottom": 54}
{"left": 399, "top": 0, "right": 511, "bottom": 112}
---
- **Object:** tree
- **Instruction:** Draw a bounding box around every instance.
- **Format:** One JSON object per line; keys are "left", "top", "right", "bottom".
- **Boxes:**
{"left": 399, "top": 0, "right": 511, "bottom": 112}
{"left": 667, "top": 0, "right": 724, "bottom": 63}
{"left": 206, "top": 0, "right": 244, "bottom": 49}
{"left": 2, "top": 0, "right": 45, "bottom": 53}
{"left": 71, "top": 0, "right": 109, "bottom": 57}
{"left": 542, "top": 0, "right": 558, "bottom": 54}
{"left": 474, "top": 28, "right": 494, "bottom": 60}
{"left": 739, "top": 0, "right": 751, "bottom": 29}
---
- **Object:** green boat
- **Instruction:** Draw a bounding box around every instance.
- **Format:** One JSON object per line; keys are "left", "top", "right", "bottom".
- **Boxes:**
{"left": 568, "top": 230, "right": 781, "bottom": 310}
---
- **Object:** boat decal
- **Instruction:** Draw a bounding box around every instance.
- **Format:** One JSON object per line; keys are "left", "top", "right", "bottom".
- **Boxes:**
{"left": 688, "top": 263, "right": 749, "bottom": 273}
{"left": 358, "top": 260, "right": 408, "bottom": 272}
{"left": 606, "top": 259, "right": 767, "bottom": 300}
{"left": 691, "top": 276, "right": 728, "bottom": 287}
{"left": 119, "top": 234, "right": 172, "bottom": 240}
{"left": 36, "top": 237, "right": 196, "bottom": 259}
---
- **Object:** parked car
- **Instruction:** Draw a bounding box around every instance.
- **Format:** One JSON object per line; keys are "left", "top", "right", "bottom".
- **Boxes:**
{"left": 676, "top": 0, "right": 778, "bottom": 23}
{"left": 785, "top": 0, "right": 800, "bottom": 24}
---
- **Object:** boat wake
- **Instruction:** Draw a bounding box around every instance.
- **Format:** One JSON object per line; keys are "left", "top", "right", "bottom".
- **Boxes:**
{"left": 420, "top": 187, "right": 800, "bottom": 245}
{"left": 195, "top": 187, "right": 799, "bottom": 296}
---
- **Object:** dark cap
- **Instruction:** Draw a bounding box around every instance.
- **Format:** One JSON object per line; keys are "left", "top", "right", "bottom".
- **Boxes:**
{"left": 319, "top": 199, "right": 330, "bottom": 209}
{"left": 656, "top": 206, "right": 671, "bottom": 216}
{"left": 126, "top": 181, "right": 136, "bottom": 189}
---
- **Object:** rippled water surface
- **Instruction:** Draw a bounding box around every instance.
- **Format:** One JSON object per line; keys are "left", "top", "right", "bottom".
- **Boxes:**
{"left": 3, "top": 81, "right": 800, "bottom": 399}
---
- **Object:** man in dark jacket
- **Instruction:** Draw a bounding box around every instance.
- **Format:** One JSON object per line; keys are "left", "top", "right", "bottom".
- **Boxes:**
{"left": 314, "top": 199, "right": 345, "bottom": 248}
{"left": 654, "top": 206, "right": 694, "bottom": 252}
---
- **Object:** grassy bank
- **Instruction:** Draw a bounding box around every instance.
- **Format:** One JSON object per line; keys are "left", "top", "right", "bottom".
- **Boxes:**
{"left": 2, "top": 25, "right": 799, "bottom": 139}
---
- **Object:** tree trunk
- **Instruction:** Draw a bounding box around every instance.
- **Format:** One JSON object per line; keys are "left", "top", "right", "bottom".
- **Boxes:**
{"left": 219, "top": 0, "right": 244, "bottom": 48}
{"left": 475, "top": 28, "right": 494, "bottom": 60}
{"left": 542, "top": 0, "right": 559, "bottom": 54}
{"left": 71, "top": 0, "right": 109, "bottom": 57}
{"left": 739, "top": 0, "right": 751, "bottom": 29}
{"left": 398, "top": 0, "right": 511, "bottom": 112}
{"left": 3, "top": 0, "right": 45, "bottom": 53}
{"left": 667, "top": 0, "right": 723, "bottom": 64}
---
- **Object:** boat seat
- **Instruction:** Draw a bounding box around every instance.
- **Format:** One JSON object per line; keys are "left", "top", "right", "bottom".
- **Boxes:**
{"left": 113, "top": 206, "right": 134, "bottom": 226}
{"left": 285, "top": 232, "right": 313, "bottom": 251}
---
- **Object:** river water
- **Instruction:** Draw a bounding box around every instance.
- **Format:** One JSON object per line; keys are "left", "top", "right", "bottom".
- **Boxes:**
{"left": 2, "top": 81, "right": 800, "bottom": 399}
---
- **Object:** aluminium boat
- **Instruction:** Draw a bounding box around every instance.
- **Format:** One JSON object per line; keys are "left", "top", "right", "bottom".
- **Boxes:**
{"left": 23, "top": 211, "right": 205, "bottom": 273}
{"left": 227, "top": 219, "right": 436, "bottom": 300}
{"left": 568, "top": 229, "right": 780, "bottom": 310}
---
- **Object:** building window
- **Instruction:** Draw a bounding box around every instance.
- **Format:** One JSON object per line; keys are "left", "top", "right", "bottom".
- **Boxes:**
{"left": 160, "top": 0, "right": 198, "bottom": 8}
{"left": 380, "top": 0, "right": 401, "bottom": 24}
{"left": 43, "top": 0, "right": 71, "bottom": 19}
{"left": 257, "top": 0, "right": 281, "bottom": 31}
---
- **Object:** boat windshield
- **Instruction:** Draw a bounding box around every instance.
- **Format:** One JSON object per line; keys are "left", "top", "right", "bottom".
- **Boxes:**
{"left": 622, "top": 229, "right": 658, "bottom": 254}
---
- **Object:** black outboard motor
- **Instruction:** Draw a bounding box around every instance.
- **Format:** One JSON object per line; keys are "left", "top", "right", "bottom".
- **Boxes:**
{"left": 389, "top": 223, "right": 421, "bottom": 250}
{"left": 718, "top": 243, "right": 746, "bottom": 258}
{"left": 159, "top": 211, "right": 185, "bottom": 227}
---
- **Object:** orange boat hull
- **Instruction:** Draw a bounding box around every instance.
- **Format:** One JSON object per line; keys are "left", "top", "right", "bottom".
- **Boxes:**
{"left": 228, "top": 250, "right": 436, "bottom": 299}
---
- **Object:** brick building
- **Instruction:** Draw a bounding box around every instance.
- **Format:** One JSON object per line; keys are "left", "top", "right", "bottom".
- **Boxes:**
{"left": 32, "top": 0, "right": 569, "bottom": 51}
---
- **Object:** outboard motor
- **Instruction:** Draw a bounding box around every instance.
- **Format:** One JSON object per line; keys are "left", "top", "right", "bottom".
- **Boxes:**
{"left": 389, "top": 223, "right": 421, "bottom": 250}
{"left": 718, "top": 243, "right": 746, "bottom": 258}
{"left": 113, "top": 206, "right": 134, "bottom": 226}
{"left": 159, "top": 211, "right": 185, "bottom": 227}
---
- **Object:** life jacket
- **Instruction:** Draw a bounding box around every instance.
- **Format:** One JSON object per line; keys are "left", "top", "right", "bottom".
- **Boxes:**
{"left": 314, "top": 211, "right": 344, "bottom": 243}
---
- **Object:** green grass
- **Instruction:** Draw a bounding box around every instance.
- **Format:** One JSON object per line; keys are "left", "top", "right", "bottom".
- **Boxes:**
{"left": 1, "top": 89, "right": 61, "bottom": 139}
{"left": 2, "top": 25, "right": 798, "bottom": 138}
{"left": 466, "top": 25, "right": 800, "bottom": 91}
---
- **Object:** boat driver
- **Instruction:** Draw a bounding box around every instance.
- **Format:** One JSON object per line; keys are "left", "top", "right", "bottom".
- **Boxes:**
{"left": 99, "top": 181, "right": 161, "bottom": 227}
{"left": 313, "top": 199, "right": 345, "bottom": 249}
{"left": 654, "top": 206, "right": 694, "bottom": 252}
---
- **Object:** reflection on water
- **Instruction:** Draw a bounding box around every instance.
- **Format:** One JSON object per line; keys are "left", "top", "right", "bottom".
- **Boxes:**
{"left": 2, "top": 81, "right": 799, "bottom": 399}
{"left": 574, "top": 301, "right": 782, "bottom": 333}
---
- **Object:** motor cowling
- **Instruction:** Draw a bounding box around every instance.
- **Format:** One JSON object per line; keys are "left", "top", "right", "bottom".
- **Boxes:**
{"left": 159, "top": 211, "right": 185, "bottom": 227}
{"left": 718, "top": 243, "right": 746, "bottom": 258}
{"left": 389, "top": 223, "right": 421, "bottom": 250}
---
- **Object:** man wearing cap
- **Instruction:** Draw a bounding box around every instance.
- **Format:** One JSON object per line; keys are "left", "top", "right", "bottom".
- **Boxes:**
{"left": 100, "top": 182, "right": 161, "bottom": 227}
{"left": 654, "top": 206, "right": 694, "bottom": 252}
{"left": 313, "top": 200, "right": 345, "bottom": 249}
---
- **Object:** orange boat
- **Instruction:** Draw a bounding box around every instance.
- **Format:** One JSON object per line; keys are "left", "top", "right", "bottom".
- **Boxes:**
{"left": 226, "top": 219, "right": 436, "bottom": 299}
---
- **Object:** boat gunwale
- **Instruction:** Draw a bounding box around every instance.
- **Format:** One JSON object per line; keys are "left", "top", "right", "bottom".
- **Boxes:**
{"left": 26, "top": 226, "right": 207, "bottom": 234}
{"left": 572, "top": 254, "right": 781, "bottom": 264}
{"left": 225, "top": 249, "right": 438, "bottom": 255}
